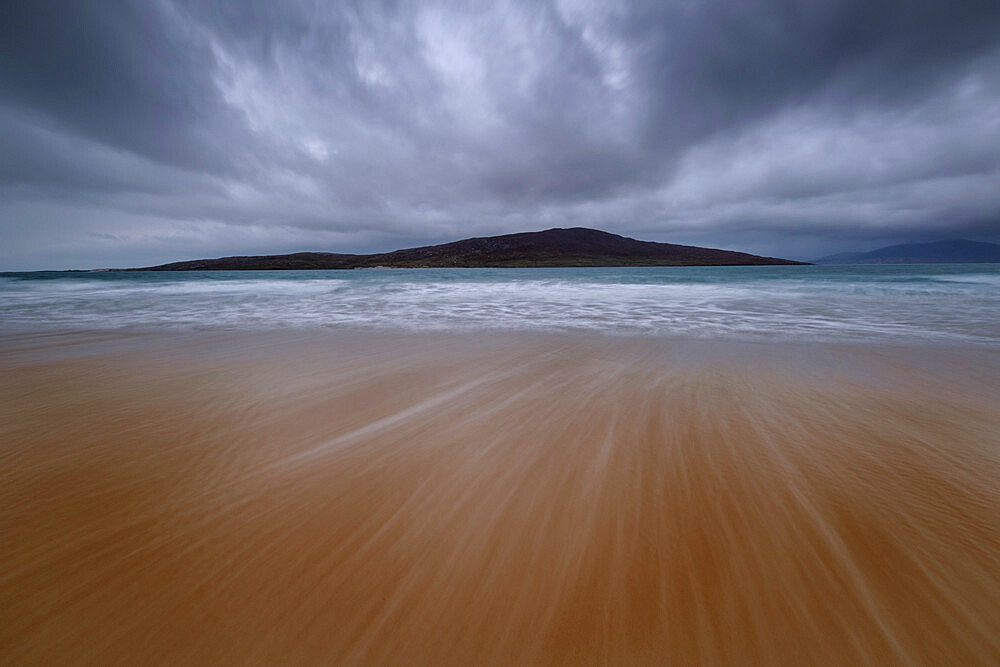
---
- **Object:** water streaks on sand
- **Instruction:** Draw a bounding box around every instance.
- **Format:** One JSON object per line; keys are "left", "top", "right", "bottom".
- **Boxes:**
{"left": 2, "top": 331, "right": 999, "bottom": 665}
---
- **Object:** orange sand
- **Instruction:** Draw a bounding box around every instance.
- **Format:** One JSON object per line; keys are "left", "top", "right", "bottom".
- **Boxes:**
{"left": 2, "top": 330, "right": 999, "bottom": 665}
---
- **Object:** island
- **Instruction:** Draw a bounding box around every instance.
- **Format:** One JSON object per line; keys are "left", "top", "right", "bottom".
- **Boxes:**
{"left": 129, "top": 227, "right": 808, "bottom": 270}
{"left": 815, "top": 238, "right": 1000, "bottom": 264}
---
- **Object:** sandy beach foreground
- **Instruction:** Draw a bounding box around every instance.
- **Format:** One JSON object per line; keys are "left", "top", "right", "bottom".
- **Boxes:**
{"left": 2, "top": 330, "right": 999, "bottom": 665}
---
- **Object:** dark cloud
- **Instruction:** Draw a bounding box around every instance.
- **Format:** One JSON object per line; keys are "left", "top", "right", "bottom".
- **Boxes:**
{"left": 1, "top": 0, "right": 999, "bottom": 269}
{"left": 0, "top": 0, "right": 249, "bottom": 172}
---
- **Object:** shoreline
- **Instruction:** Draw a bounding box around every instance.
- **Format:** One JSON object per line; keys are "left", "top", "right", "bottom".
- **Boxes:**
{"left": 4, "top": 264, "right": 999, "bottom": 347}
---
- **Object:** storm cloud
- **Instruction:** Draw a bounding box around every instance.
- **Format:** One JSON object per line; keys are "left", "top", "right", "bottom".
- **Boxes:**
{"left": 2, "top": 0, "right": 999, "bottom": 268}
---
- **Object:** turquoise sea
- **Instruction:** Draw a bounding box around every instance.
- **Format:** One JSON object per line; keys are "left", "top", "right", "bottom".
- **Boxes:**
{"left": 2, "top": 264, "right": 998, "bottom": 344}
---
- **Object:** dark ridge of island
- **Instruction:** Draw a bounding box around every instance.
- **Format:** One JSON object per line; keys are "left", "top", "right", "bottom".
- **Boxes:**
{"left": 127, "top": 227, "right": 808, "bottom": 270}
{"left": 815, "top": 238, "right": 1000, "bottom": 264}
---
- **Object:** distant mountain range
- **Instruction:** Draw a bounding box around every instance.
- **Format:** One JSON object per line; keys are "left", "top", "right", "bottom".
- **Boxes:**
{"left": 129, "top": 228, "right": 807, "bottom": 270}
{"left": 815, "top": 239, "right": 1000, "bottom": 264}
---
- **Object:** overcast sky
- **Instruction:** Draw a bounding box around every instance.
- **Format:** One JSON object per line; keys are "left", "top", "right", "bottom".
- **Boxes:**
{"left": 2, "top": 0, "right": 999, "bottom": 269}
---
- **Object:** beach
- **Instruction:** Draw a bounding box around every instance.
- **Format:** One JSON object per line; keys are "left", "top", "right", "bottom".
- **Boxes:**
{"left": 3, "top": 329, "right": 999, "bottom": 664}
{"left": 7, "top": 0, "right": 1000, "bottom": 661}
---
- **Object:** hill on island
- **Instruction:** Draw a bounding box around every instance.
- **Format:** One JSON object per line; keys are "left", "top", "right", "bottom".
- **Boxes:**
{"left": 815, "top": 239, "right": 1000, "bottom": 264}
{"left": 129, "top": 228, "right": 807, "bottom": 270}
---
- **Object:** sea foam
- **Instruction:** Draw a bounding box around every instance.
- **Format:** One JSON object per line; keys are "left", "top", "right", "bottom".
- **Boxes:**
{"left": 1, "top": 265, "right": 998, "bottom": 344}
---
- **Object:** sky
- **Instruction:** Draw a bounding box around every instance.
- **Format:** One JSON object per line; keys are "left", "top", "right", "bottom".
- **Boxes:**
{"left": 2, "top": 0, "right": 1000, "bottom": 269}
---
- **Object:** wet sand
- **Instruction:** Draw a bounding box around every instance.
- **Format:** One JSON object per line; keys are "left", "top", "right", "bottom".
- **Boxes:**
{"left": 2, "top": 330, "right": 999, "bottom": 665}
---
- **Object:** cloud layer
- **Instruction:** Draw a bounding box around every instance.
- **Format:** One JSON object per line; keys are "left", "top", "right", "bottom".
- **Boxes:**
{"left": 2, "top": 0, "right": 999, "bottom": 268}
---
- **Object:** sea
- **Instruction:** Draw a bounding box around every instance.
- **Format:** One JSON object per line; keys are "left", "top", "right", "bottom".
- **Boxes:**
{"left": 2, "top": 264, "right": 998, "bottom": 344}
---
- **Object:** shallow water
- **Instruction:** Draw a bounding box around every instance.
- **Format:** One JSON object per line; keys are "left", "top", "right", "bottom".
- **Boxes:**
{"left": 2, "top": 331, "right": 998, "bottom": 665}
{"left": 2, "top": 264, "right": 999, "bottom": 344}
